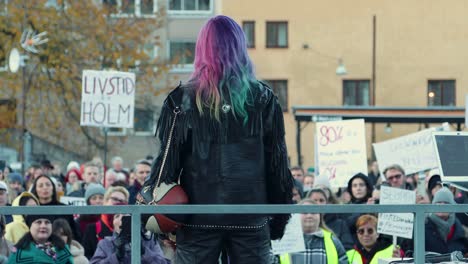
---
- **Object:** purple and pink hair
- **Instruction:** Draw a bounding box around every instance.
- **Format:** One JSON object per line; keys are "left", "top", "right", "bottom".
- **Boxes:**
{"left": 189, "top": 15, "right": 256, "bottom": 123}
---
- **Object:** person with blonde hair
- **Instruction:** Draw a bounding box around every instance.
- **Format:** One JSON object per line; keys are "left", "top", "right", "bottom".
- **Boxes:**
{"left": 82, "top": 186, "right": 129, "bottom": 259}
{"left": 280, "top": 199, "right": 348, "bottom": 264}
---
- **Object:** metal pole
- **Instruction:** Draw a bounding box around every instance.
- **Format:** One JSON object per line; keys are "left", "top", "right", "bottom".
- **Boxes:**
{"left": 131, "top": 211, "right": 142, "bottom": 264}
{"left": 21, "top": 62, "right": 26, "bottom": 175}
{"left": 104, "top": 127, "right": 108, "bottom": 167}
{"left": 371, "top": 15, "right": 377, "bottom": 159}
{"left": 296, "top": 120, "right": 302, "bottom": 167}
{"left": 414, "top": 210, "right": 425, "bottom": 264}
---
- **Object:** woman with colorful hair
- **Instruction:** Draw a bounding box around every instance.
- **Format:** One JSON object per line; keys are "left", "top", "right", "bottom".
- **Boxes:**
{"left": 143, "top": 15, "right": 293, "bottom": 263}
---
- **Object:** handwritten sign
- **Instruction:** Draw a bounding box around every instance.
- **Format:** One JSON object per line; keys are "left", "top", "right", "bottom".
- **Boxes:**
{"left": 60, "top": 196, "right": 86, "bottom": 206}
{"left": 377, "top": 186, "right": 416, "bottom": 239}
{"left": 271, "top": 214, "right": 305, "bottom": 255}
{"left": 373, "top": 128, "right": 442, "bottom": 175}
{"left": 80, "top": 70, "right": 135, "bottom": 128}
{"left": 315, "top": 119, "right": 367, "bottom": 188}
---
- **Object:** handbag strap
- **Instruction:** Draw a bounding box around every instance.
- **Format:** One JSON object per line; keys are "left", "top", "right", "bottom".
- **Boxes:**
{"left": 151, "top": 106, "right": 181, "bottom": 200}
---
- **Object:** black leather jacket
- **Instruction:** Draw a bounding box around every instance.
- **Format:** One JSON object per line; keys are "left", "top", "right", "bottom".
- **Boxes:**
{"left": 145, "top": 81, "right": 293, "bottom": 237}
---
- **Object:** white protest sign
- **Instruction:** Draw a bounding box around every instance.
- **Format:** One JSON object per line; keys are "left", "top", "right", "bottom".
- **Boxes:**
{"left": 315, "top": 119, "right": 367, "bottom": 188}
{"left": 80, "top": 70, "right": 135, "bottom": 128}
{"left": 60, "top": 196, "right": 87, "bottom": 206}
{"left": 373, "top": 128, "right": 442, "bottom": 176}
{"left": 377, "top": 186, "right": 416, "bottom": 239}
{"left": 271, "top": 214, "right": 305, "bottom": 255}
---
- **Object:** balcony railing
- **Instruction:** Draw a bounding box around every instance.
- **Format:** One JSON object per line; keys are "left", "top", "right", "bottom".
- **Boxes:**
{"left": 0, "top": 204, "right": 466, "bottom": 263}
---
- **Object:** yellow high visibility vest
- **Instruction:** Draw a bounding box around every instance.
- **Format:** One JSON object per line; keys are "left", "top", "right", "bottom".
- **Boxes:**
{"left": 280, "top": 228, "right": 338, "bottom": 264}
{"left": 346, "top": 244, "right": 394, "bottom": 264}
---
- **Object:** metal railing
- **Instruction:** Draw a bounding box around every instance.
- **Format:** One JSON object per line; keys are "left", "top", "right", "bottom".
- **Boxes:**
{"left": 1, "top": 204, "right": 466, "bottom": 264}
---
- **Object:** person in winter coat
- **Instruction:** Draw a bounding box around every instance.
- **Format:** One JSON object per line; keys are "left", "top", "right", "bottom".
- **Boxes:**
{"left": 4, "top": 192, "right": 39, "bottom": 244}
{"left": 347, "top": 214, "right": 402, "bottom": 264}
{"left": 53, "top": 218, "right": 88, "bottom": 264}
{"left": 345, "top": 173, "right": 375, "bottom": 236}
{"left": 82, "top": 186, "right": 129, "bottom": 259}
{"left": 280, "top": 199, "right": 348, "bottom": 264}
{"left": 8, "top": 215, "right": 73, "bottom": 264}
{"left": 90, "top": 214, "right": 168, "bottom": 264}
{"left": 425, "top": 188, "right": 467, "bottom": 255}
{"left": 306, "top": 188, "right": 354, "bottom": 250}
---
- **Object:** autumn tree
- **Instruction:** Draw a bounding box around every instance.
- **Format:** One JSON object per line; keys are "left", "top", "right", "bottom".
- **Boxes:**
{"left": 0, "top": 0, "right": 172, "bottom": 161}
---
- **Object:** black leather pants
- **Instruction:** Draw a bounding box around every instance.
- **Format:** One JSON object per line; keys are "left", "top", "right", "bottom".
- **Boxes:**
{"left": 175, "top": 225, "right": 271, "bottom": 264}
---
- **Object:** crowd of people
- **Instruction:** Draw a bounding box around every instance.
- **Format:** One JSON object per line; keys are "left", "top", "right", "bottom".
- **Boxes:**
{"left": 0, "top": 157, "right": 466, "bottom": 263}
{"left": 0, "top": 14, "right": 467, "bottom": 264}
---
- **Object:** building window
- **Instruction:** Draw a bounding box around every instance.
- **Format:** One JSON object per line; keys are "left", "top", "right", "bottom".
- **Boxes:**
{"left": 266, "top": 22, "right": 288, "bottom": 48}
{"left": 168, "top": 0, "right": 211, "bottom": 12}
{"left": 428, "top": 80, "right": 455, "bottom": 106}
{"left": 169, "top": 41, "right": 195, "bottom": 71}
{"left": 343, "top": 80, "right": 370, "bottom": 106}
{"left": 0, "top": 0, "right": 7, "bottom": 14}
{"left": 264, "top": 80, "right": 288, "bottom": 112}
{"left": 104, "top": 0, "right": 157, "bottom": 16}
{"left": 242, "top": 21, "right": 255, "bottom": 48}
{"left": 134, "top": 108, "right": 154, "bottom": 135}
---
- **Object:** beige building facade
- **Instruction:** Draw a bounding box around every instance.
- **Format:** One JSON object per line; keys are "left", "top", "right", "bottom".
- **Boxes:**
{"left": 221, "top": 0, "right": 468, "bottom": 170}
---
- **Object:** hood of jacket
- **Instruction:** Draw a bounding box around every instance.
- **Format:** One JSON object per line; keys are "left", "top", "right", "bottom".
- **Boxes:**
{"left": 70, "top": 240, "right": 85, "bottom": 257}
{"left": 11, "top": 192, "right": 40, "bottom": 223}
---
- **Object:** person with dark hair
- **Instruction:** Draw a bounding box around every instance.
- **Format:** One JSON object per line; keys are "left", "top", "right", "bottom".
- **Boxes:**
{"left": 53, "top": 218, "right": 88, "bottom": 264}
{"left": 143, "top": 15, "right": 293, "bottom": 263}
{"left": 8, "top": 215, "right": 73, "bottom": 264}
{"left": 5, "top": 192, "right": 39, "bottom": 244}
{"left": 292, "top": 179, "right": 304, "bottom": 204}
{"left": 30, "top": 175, "right": 81, "bottom": 242}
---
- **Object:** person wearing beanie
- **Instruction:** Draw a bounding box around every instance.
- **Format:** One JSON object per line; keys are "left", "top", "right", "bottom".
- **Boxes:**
{"left": 8, "top": 214, "right": 73, "bottom": 264}
{"left": 75, "top": 183, "right": 106, "bottom": 235}
{"left": 424, "top": 188, "right": 467, "bottom": 255}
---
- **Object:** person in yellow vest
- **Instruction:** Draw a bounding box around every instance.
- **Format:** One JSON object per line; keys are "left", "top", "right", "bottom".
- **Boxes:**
{"left": 346, "top": 215, "right": 402, "bottom": 264}
{"left": 280, "top": 199, "right": 348, "bottom": 264}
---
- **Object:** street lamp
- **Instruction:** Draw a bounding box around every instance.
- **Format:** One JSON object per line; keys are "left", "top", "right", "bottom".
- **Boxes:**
{"left": 302, "top": 43, "right": 347, "bottom": 76}
{"left": 8, "top": 29, "right": 48, "bottom": 174}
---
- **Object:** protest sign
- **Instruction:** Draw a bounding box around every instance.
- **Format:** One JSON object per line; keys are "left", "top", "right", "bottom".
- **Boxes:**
{"left": 271, "top": 214, "right": 305, "bottom": 255}
{"left": 466, "top": 95, "right": 468, "bottom": 126}
{"left": 373, "top": 128, "right": 442, "bottom": 175}
{"left": 377, "top": 186, "right": 416, "bottom": 239}
{"left": 315, "top": 119, "right": 367, "bottom": 188}
{"left": 60, "top": 196, "right": 86, "bottom": 206}
{"left": 80, "top": 70, "right": 135, "bottom": 128}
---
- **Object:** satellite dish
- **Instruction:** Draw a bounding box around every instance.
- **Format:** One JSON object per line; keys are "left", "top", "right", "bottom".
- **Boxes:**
{"left": 8, "top": 48, "right": 20, "bottom": 73}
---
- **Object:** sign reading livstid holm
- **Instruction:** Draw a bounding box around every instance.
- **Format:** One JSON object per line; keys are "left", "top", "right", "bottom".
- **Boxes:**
{"left": 80, "top": 70, "right": 135, "bottom": 128}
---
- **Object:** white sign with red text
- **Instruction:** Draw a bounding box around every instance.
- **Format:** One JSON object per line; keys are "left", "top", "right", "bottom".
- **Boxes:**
{"left": 315, "top": 119, "right": 367, "bottom": 188}
{"left": 80, "top": 70, "right": 135, "bottom": 128}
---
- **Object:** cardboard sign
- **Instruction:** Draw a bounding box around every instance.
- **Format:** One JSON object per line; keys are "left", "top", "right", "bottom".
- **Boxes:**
{"left": 80, "top": 70, "right": 135, "bottom": 128}
{"left": 60, "top": 196, "right": 86, "bottom": 206}
{"left": 377, "top": 186, "right": 416, "bottom": 239}
{"left": 271, "top": 214, "right": 306, "bottom": 255}
{"left": 373, "top": 128, "right": 446, "bottom": 176}
{"left": 315, "top": 119, "right": 367, "bottom": 188}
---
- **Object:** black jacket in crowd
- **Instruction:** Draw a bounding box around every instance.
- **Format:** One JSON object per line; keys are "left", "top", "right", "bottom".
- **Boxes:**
{"left": 143, "top": 81, "right": 294, "bottom": 239}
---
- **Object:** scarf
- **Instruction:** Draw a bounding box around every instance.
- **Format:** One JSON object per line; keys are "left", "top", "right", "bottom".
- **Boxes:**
{"left": 428, "top": 212, "right": 455, "bottom": 242}
{"left": 35, "top": 241, "right": 57, "bottom": 261}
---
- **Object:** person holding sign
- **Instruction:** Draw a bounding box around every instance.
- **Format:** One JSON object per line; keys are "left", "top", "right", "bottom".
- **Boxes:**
{"left": 347, "top": 215, "right": 402, "bottom": 264}
{"left": 280, "top": 199, "right": 348, "bottom": 264}
{"left": 142, "top": 15, "right": 294, "bottom": 264}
